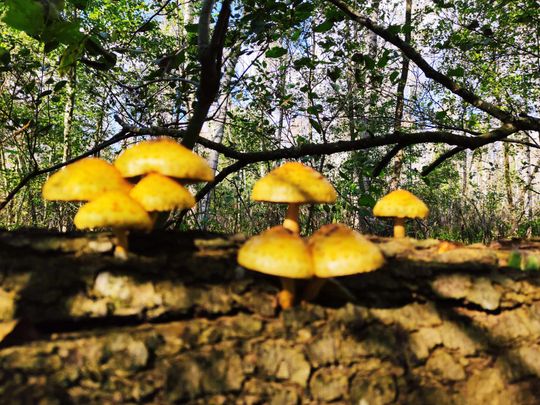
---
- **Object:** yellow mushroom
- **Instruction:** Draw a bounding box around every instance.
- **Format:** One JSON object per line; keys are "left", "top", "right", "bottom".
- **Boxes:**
{"left": 373, "top": 189, "right": 429, "bottom": 238}
{"left": 42, "top": 158, "right": 132, "bottom": 201}
{"left": 251, "top": 162, "right": 336, "bottom": 234}
{"left": 237, "top": 225, "right": 313, "bottom": 309}
{"left": 303, "top": 223, "right": 384, "bottom": 301}
{"left": 74, "top": 191, "right": 152, "bottom": 259}
{"left": 114, "top": 138, "right": 214, "bottom": 182}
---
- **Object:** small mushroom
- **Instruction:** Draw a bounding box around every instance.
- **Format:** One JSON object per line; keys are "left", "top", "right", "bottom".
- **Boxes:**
{"left": 114, "top": 137, "right": 214, "bottom": 182}
{"left": 372, "top": 189, "right": 429, "bottom": 238}
{"left": 251, "top": 162, "right": 336, "bottom": 234}
{"left": 303, "top": 223, "right": 385, "bottom": 301}
{"left": 237, "top": 226, "right": 313, "bottom": 309}
{"left": 129, "top": 173, "right": 196, "bottom": 224}
{"left": 114, "top": 138, "right": 214, "bottom": 226}
{"left": 74, "top": 191, "right": 152, "bottom": 259}
{"left": 42, "top": 157, "right": 132, "bottom": 201}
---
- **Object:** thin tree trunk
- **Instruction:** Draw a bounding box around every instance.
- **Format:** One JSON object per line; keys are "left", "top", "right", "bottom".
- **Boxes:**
{"left": 503, "top": 143, "right": 514, "bottom": 210}
{"left": 389, "top": 0, "right": 412, "bottom": 190}
{"left": 198, "top": 52, "right": 240, "bottom": 229}
{"left": 62, "top": 67, "right": 76, "bottom": 163}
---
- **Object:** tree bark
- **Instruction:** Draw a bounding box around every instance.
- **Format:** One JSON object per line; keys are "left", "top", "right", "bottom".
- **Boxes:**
{"left": 0, "top": 230, "right": 540, "bottom": 403}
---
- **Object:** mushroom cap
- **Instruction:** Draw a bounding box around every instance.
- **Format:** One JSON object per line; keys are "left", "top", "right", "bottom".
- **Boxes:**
{"left": 308, "top": 223, "right": 384, "bottom": 278}
{"left": 372, "top": 189, "right": 429, "bottom": 219}
{"left": 42, "top": 158, "right": 132, "bottom": 201}
{"left": 129, "top": 173, "right": 196, "bottom": 212}
{"left": 74, "top": 191, "right": 152, "bottom": 230}
{"left": 237, "top": 225, "right": 313, "bottom": 279}
{"left": 114, "top": 138, "right": 214, "bottom": 182}
{"left": 251, "top": 162, "right": 337, "bottom": 204}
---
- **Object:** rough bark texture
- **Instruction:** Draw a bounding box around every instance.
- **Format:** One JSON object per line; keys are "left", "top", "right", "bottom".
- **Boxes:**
{"left": 0, "top": 230, "right": 540, "bottom": 404}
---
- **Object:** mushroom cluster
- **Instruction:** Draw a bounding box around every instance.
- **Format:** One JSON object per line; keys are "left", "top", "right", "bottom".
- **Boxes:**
{"left": 237, "top": 162, "right": 387, "bottom": 308}
{"left": 42, "top": 138, "right": 213, "bottom": 259}
{"left": 238, "top": 223, "right": 384, "bottom": 307}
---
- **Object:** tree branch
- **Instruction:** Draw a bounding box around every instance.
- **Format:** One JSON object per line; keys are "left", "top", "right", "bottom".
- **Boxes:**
{"left": 325, "top": 0, "right": 540, "bottom": 131}
{"left": 372, "top": 144, "right": 409, "bottom": 177}
{"left": 0, "top": 129, "right": 130, "bottom": 211}
{"left": 421, "top": 124, "right": 518, "bottom": 175}
{"left": 182, "top": 0, "right": 232, "bottom": 149}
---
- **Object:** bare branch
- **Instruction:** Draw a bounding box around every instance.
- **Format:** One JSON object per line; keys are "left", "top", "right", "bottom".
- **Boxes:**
{"left": 421, "top": 147, "right": 465, "bottom": 176}
{"left": 421, "top": 124, "right": 518, "bottom": 175}
{"left": 325, "top": 0, "right": 540, "bottom": 131}
{"left": 182, "top": 0, "right": 232, "bottom": 149}
{"left": 372, "top": 144, "right": 409, "bottom": 177}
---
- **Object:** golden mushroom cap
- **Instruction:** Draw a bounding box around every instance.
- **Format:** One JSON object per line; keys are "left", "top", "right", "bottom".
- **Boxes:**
{"left": 129, "top": 173, "right": 196, "bottom": 212}
{"left": 42, "top": 158, "right": 132, "bottom": 201}
{"left": 372, "top": 189, "right": 429, "bottom": 219}
{"left": 74, "top": 191, "right": 152, "bottom": 230}
{"left": 114, "top": 138, "right": 214, "bottom": 182}
{"left": 251, "top": 162, "right": 337, "bottom": 204}
{"left": 237, "top": 225, "right": 314, "bottom": 279}
{"left": 308, "top": 223, "right": 384, "bottom": 278}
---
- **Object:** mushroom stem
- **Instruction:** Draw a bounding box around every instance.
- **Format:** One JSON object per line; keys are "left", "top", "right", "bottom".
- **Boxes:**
{"left": 278, "top": 277, "right": 296, "bottom": 309}
{"left": 393, "top": 217, "right": 406, "bottom": 238}
{"left": 113, "top": 228, "right": 129, "bottom": 260}
{"left": 283, "top": 204, "right": 300, "bottom": 234}
{"left": 301, "top": 277, "right": 327, "bottom": 302}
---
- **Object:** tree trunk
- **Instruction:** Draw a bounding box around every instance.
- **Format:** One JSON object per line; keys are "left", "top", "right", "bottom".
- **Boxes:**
{"left": 198, "top": 52, "right": 240, "bottom": 228}
{"left": 62, "top": 67, "right": 77, "bottom": 163}
{"left": 0, "top": 230, "right": 540, "bottom": 403}
{"left": 389, "top": 0, "right": 412, "bottom": 190}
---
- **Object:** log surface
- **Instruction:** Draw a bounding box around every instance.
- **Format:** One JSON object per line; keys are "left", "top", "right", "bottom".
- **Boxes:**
{"left": 0, "top": 230, "right": 540, "bottom": 404}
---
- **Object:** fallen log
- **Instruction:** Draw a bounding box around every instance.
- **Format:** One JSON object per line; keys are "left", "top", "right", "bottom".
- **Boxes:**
{"left": 0, "top": 230, "right": 539, "bottom": 403}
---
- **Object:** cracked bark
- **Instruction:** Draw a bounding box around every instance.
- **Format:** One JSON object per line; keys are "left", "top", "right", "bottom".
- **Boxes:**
{"left": 0, "top": 230, "right": 540, "bottom": 403}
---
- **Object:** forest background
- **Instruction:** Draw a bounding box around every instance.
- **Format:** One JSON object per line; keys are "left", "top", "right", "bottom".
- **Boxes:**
{"left": 0, "top": 0, "right": 538, "bottom": 243}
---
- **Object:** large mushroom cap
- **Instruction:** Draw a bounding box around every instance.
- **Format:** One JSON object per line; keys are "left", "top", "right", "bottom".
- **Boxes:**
{"left": 308, "top": 223, "right": 384, "bottom": 278}
{"left": 129, "top": 173, "right": 196, "bottom": 212}
{"left": 74, "top": 191, "right": 152, "bottom": 230}
{"left": 42, "top": 158, "right": 132, "bottom": 201}
{"left": 251, "top": 162, "right": 337, "bottom": 204}
{"left": 373, "top": 189, "right": 429, "bottom": 219}
{"left": 114, "top": 138, "right": 214, "bottom": 182}
{"left": 237, "top": 225, "right": 313, "bottom": 279}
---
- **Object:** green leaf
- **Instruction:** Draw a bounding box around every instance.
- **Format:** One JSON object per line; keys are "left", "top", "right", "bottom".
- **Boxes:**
{"left": 54, "top": 80, "right": 68, "bottom": 92}
{"left": 306, "top": 105, "right": 322, "bottom": 114}
{"left": 363, "top": 55, "right": 376, "bottom": 70}
{"left": 67, "top": 0, "right": 89, "bottom": 10}
{"left": 38, "top": 90, "right": 52, "bottom": 99}
{"left": 309, "top": 118, "right": 322, "bottom": 133}
{"left": 507, "top": 251, "right": 522, "bottom": 269}
{"left": 185, "top": 23, "right": 198, "bottom": 33}
{"left": 293, "top": 56, "right": 315, "bottom": 70}
{"left": 435, "top": 111, "right": 447, "bottom": 121}
{"left": 447, "top": 66, "right": 465, "bottom": 77}
{"left": 46, "top": 20, "right": 83, "bottom": 46}
{"left": 266, "top": 46, "right": 287, "bottom": 58}
{"left": 524, "top": 255, "right": 540, "bottom": 271}
{"left": 58, "top": 40, "right": 85, "bottom": 75}
{"left": 313, "top": 19, "right": 334, "bottom": 33}
{"left": 358, "top": 194, "right": 376, "bottom": 208}
{"left": 2, "top": 0, "right": 45, "bottom": 36}
{"left": 389, "top": 71, "right": 400, "bottom": 83}
{"left": 0, "top": 47, "right": 10, "bottom": 66}
{"left": 387, "top": 24, "right": 402, "bottom": 35}
{"left": 295, "top": 2, "right": 315, "bottom": 21}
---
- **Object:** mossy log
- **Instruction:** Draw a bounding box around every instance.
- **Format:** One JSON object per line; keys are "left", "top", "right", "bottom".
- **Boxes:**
{"left": 0, "top": 230, "right": 540, "bottom": 404}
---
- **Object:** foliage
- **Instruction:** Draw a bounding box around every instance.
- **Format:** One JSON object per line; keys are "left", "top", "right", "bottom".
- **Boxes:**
{"left": 0, "top": 0, "right": 538, "bottom": 242}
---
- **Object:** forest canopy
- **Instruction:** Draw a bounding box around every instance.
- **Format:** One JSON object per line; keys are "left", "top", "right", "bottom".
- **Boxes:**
{"left": 0, "top": 0, "right": 538, "bottom": 242}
